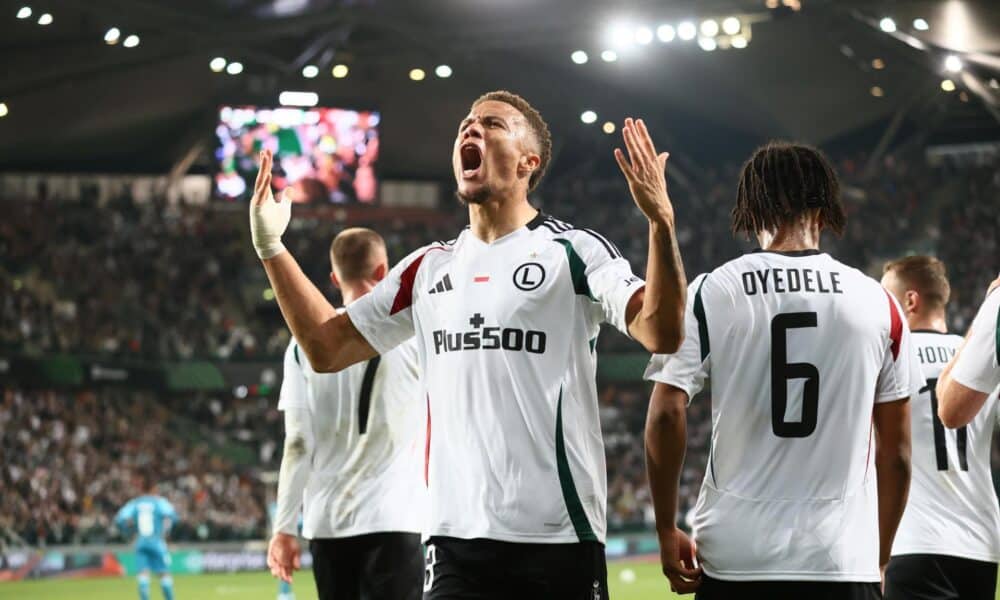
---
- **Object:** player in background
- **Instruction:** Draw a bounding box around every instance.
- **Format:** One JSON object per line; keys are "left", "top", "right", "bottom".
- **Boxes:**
{"left": 114, "top": 479, "right": 178, "bottom": 600}
{"left": 644, "top": 141, "right": 920, "bottom": 599}
{"left": 937, "top": 273, "right": 1000, "bottom": 428}
{"left": 250, "top": 91, "right": 687, "bottom": 597}
{"left": 266, "top": 228, "right": 424, "bottom": 600}
{"left": 881, "top": 257, "right": 1000, "bottom": 600}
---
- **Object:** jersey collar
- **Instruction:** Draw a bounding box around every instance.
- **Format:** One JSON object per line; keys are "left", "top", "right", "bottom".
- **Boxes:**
{"left": 751, "top": 248, "right": 822, "bottom": 257}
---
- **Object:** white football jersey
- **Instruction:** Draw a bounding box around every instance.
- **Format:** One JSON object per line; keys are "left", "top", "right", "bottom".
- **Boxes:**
{"left": 892, "top": 330, "right": 1000, "bottom": 562}
{"left": 346, "top": 213, "right": 645, "bottom": 544}
{"left": 646, "top": 249, "right": 923, "bottom": 582}
{"left": 952, "top": 289, "right": 1000, "bottom": 394}
{"left": 278, "top": 332, "right": 425, "bottom": 539}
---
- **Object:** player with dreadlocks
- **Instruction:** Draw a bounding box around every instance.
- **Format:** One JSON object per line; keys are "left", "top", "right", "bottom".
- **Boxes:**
{"left": 644, "top": 141, "right": 921, "bottom": 599}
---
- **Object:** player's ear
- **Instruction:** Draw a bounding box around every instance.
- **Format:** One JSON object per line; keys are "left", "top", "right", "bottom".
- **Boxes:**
{"left": 518, "top": 151, "right": 541, "bottom": 181}
{"left": 372, "top": 262, "right": 388, "bottom": 283}
{"left": 330, "top": 271, "right": 341, "bottom": 290}
{"left": 904, "top": 290, "right": 920, "bottom": 314}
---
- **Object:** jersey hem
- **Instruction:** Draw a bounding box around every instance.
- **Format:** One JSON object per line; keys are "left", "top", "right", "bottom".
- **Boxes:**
{"left": 891, "top": 549, "right": 1000, "bottom": 563}
{"left": 952, "top": 370, "right": 996, "bottom": 395}
{"left": 702, "top": 566, "right": 879, "bottom": 582}
{"left": 304, "top": 525, "right": 423, "bottom": 540}
{"left": 423, "top": 528, "right": 605, "bottom": 545}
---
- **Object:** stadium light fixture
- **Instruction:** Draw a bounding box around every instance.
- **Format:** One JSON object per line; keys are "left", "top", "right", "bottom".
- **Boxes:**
{"left": 104, "top": 27, "right": 121, "bottom": 44}
{"left": 677, "top": 21, "right": 696, "bottom": 41}
{"left": 879, "top": 17, "right": 896, "bottom": 33}
{"left": 435, "top": 64, "right": 452, "bottom": 78}
{"left": 580, "top": 110, "right": 597, "bottom": 124}
{"left": 940, "top": 79, "right": 956, "bottom": 92}
{"left": 571, "top": 50, "right": 588, "bottom": 64}
{"left": 226, "top": 61, "right": 243, "bottom": 75}
{"left": 409, "top": 68, "right": 426, "bottom": 81}
{"left": 698, "top": 37, "right": 717, "bottom": 51}
{"left": 16, "top": 6, "right": 31, "bottom": 19}
{"left": 279, "top": 91, "right": 319, "bottom": 107}
{"left": 870, "top": 86, "right": 884, "bottom": 97}
{"left": 608, "top": 22, "right": 635, "bottom": 49}
{"left": 302, "top": 64, "right": 319, "bottom": 78}
{"left": 602, "top": 121, "right": 615, "bottom": 134}
{"left": 913, "top": 18, "right": 929, "bottom": 31}
{"left": 656, "top": 24, "right": 675, "bottom": 43}
{"left": 722, "top": 17, "right": 741, "bottom": 36}
{"left": 37, "top": 12, "right": 52, "bottom": 25}
{"left": 700, "top": 19, "right": 719, "bottom": 37}
{"left": 944, "top": 54, "right": 963, "bottom": 73}
{"left": 600, "top": 49, "right": 618, "bottom": 62}
{"left": 210, "top": 57, "right": 227, "bottom": 72}
{"left": 731, "top": 35, "right": 748, "bottom": 49}
{"left": 0, "top": 102, "right": 8, "bottom": 118}
{"left": 635, "top": 26, "right": 653, "bottom": 45}
{"left": 123, "top": 34, "right": 139, "bottom": 47}
{"left": 959, "top": 91, "right": 969, "bottom": 103}
{"left": 991, "top": 78, "right": 999, "bottom": 90}
{"left": 331, "top": 64, "right": 349, "bottom": 78}
{"left": 872, "top": 58, "right": 885, "bottom": 70}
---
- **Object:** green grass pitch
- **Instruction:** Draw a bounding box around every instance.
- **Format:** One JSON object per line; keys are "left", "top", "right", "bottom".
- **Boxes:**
{"left": 2, "top": 561, "right": 674, "bottom": 600}
{"left": 4, "top": 560, "right": 1000, "bottom": 599}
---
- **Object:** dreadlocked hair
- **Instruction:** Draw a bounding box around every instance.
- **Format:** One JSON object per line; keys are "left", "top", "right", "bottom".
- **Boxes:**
{"left": 731, "top": 141, "right": 846, "bottom": 239}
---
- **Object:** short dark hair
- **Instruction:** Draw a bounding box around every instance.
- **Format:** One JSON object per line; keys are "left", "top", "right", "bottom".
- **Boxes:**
{"left": 329, "top": 228, "right": 386, "bottom": 282}
{"left": 731, "top": 141, "right": 846, "bottom": 239}
{"left": 883, "top": 255, "right": 951, "bottom": 309}
{"left": 472, "top": 90, "right": 552, "bottom": 192}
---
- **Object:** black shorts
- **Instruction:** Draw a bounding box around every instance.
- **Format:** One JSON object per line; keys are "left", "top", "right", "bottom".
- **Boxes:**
{"left": 695, "top": 575, "right": 881, "bottom": 600}
{"left": 310, "top": 532, "right": 424, "bottom": 600}
{"left": 885, "top": 554, "right": 998, "bottom": 600}
{"left": 422, "top": 536, "right": 608, "bottom": 600}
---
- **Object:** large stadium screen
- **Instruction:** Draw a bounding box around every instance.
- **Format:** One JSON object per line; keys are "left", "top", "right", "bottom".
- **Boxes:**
{"left": 214, "top": 105, "right": 380, "bottom": 204}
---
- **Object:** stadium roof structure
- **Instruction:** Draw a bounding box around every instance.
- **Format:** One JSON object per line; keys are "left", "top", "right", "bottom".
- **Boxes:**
{"left": 2, "top": 0, "right": 1000, "bottom": 178}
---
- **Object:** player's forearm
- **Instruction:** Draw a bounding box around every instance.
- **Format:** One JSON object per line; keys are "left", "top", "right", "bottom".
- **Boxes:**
{"left": 633, "top": 220, "right": 687, "bottom": 354}
{"left": 875, "top": 445, "right": 910, "bottom": 567}
{"left": 273, "top": 408, "right": 313, "bottom": 535}
{"left": 644, "top": 384, "right": 688, "bottom": 533}
{"left": 262, "top": 252, "right": 342, "bottom": 371}
{"left": 936, "top": 337, "right": 988, "bottom": 427}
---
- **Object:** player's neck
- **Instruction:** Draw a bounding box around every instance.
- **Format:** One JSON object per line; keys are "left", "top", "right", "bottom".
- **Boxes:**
{"left": 467, "top": 194, "right": 537, "bottom": 244}
{"left": 340, "top": 281, "right": 375, "bottom": 306}
{"left": 757, "top": 222, "right": 821, "bottom": 253}
{"left": 908, "top": 312, "right": 948, "bottom": 333}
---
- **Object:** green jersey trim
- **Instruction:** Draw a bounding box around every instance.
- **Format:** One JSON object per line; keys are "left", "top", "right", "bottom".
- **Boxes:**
{"left": 554, "top": 239, "right": 595, "bottom": 301}
{"left": 555, "top": 387, "right": 598, "bottom": 542}
{"left": 693, "top": 276, "right": 710, "bottom": 362}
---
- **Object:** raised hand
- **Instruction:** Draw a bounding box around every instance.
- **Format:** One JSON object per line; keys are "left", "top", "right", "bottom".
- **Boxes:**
{"left": 657, "top": 527, "right": 702, "bottom": 595}
{"left": 614, "top": 118, "right": 675, "bottom": 228}
{"left": 267, "top": 532, "right": 301, "bottom": 584}
{"left": 250, "top": 149, "right": 292, "bottom": 260}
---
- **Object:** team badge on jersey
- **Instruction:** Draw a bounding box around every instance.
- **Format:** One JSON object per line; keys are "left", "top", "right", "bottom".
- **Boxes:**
{"left": 513, "top": 262, "right": 545, "bottom": 291}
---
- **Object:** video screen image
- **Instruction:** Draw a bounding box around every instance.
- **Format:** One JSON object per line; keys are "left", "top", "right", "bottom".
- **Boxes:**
{"left": 215, "top": 105, "right": 380, "bottom": 204}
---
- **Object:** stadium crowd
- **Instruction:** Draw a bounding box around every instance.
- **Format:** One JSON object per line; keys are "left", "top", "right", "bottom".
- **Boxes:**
{"left": 2, "top": 149, "right": 997, "bottom": 544}
{"left": 0, "top": 387, "right": 269, "bottom": 546}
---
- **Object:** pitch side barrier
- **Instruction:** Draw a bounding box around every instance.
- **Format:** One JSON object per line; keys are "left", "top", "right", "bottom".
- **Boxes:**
{"left": 0, "top": 533, "right": 658, "bottom": 581}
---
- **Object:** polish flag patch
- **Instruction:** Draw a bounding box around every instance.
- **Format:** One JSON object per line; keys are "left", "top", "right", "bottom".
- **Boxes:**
{"left": 473, "top": 275, "right": 490, "bottom": 283}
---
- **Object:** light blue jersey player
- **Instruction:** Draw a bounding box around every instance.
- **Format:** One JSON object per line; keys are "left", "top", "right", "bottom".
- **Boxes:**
{"left": 115, "top": 482, "right": 178, "bottom": 600}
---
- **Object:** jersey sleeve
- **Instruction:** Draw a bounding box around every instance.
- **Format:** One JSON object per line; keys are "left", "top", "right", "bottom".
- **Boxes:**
{"left": 564, "top": 229, "right": 645, "bottom": 335}
{"left": 644, "top": 274, "right": 710, "bottom": 401}
{"left": 952, "top": 290, "right": 1000, "bottom": 394}
{"left": 345, "top": 246, "right": 430, "bottom": 354}
{"left": 875, "top": 290, "right": 923, "bottom": 403}
{"left": 115, "top": 500, "right": 135, "bottom": 527}
{"left": 159, "top": 498, "right": 178, "bottom": 524}
{"left": 278, "top": 339, "right": 309, "bottom": 411}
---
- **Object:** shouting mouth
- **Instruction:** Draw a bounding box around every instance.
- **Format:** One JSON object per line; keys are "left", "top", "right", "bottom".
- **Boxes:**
{"left": 460, "top": 143, "right": 483, "bottom": 179}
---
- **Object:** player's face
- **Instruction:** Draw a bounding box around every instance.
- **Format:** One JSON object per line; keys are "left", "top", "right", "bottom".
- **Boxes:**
{"left": 453, "top": 100, "right": 536, "bottom": 204}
